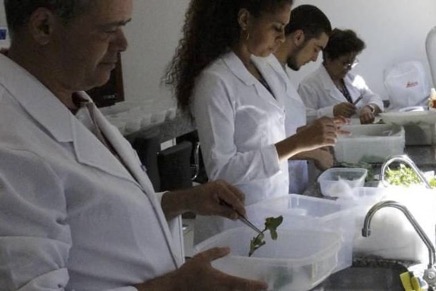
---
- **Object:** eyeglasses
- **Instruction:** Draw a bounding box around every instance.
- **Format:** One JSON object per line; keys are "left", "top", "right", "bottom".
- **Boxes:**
{"left": 343, "top": 58, "right": 359, "bottom": 69}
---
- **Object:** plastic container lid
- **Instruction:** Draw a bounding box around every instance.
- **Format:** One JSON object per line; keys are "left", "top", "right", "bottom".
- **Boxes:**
{"left": 317, "top": 167, "right": 367, "bottom": 197}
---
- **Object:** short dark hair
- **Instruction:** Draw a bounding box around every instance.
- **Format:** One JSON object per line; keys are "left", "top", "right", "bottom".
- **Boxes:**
{"left": 4, "top": 0, "right": 92, "bottom": 36}
{"left": 285, "top": 5, "right": 331, "bottom": 40}
{"left": 323, "top": 28, "right": 366, "bottom": 60}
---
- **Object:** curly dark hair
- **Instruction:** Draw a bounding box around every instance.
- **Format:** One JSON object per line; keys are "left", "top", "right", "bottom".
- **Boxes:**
{"left": 4, "top": 0, "right": 93, "bottom": 37}
{"left": 322, "top": 28, "right": 366, "bottom": 61}
{"left": 164, "top": 0, "right": 293, "bottom": 115}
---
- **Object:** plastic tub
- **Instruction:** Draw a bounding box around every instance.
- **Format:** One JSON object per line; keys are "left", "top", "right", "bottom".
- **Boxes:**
{"left": 318, "top": 168, "right": 367, "bottom": 197}
{"left": 243, "top": 194, "right": 357, "bottom": 273}
{"left": 195, "top": 227, "right": 341, "bottom": 291}
{"left": 335, "top": 124, "right": 405, "bottom": 163}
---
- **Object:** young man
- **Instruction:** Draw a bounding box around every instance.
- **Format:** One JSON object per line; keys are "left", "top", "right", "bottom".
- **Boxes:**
{"left": 253, "top": 4, "right": 336, "bottom": 194}
{"left": 0, "top": 1, "right": 267, "bottom": 290}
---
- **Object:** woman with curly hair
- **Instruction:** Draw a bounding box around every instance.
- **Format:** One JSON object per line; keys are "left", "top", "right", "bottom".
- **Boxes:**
{"left": 166, "top": 0, "right": 341, "bottom": 243}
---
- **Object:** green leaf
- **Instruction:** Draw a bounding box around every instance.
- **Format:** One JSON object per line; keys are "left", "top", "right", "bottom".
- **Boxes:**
{"left": 248, "top": 216, "right": 283, "bottom": 257}
{"left": 265, "top": 215, "right": 283, "bottom": 230}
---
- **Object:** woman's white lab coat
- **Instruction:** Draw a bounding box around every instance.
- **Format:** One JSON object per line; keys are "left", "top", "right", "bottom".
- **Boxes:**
{"left": 0, "top": 54, "right": 183, "bottom": 290}
{"left": 298, "top": 65, "right": 384, "bottom": 121}
{"left": 253, "top": 55, "right": 309, "bottom": 194}
{"left": 192, "top": 51, "right": 289, "bottom": 243}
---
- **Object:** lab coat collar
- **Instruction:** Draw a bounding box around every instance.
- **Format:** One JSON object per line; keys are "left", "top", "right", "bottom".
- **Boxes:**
{"left": 318, "top": 65, "right": 336, "bottom": 91}
{"left": 0, "top": 54, "right": 73, "bottom": 143}
{"left": 251, "top": 55, "right": 285, "bottom": 102}
{"left": 318, "top": 64, "right": 346, "bottom": 102}
{"left": 222, "top": 52, "right": 284, "bottom": 110}
{"left": 0, "top": 54, "right": 138, "bottom": 185}
{"left": 87, "top": 100, "right": 156, "bottom": 191}
{"left": 263, "top": 54, "right": 290, "bottom": 92}
{"left": 250, "top": 54, "right": 287, "bottom": 109}
{"left": 222, "top": 51, "right": 257, "bottom": 86}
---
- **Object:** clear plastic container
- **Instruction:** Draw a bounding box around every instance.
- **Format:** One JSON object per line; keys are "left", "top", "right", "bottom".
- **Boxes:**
{"left": 334, "top": 124, "right": 405, "bottom": 163}
{"left": 195, "top": 227, "right": 341, "bottom": 291}
{"left": 317, "top": 168, "right": 367, "bottom": 197}
{"left": 244, "top": 194, "right": 358, "bottom": 273}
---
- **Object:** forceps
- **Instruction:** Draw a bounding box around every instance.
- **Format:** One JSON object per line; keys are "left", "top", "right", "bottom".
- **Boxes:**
{"left": 220, "top": 199, "right": 263, "bottom": 235}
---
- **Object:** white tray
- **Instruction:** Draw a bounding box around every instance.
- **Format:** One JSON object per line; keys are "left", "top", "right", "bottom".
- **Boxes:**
{"left": 380, "top": 109, "right": 436, "bottom": 125}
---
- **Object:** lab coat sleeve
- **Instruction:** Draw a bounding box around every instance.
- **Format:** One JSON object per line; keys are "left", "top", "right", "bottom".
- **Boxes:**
{"left": 353, "top": 75, "right": 384, "bottom": 111}
{"left": 0, "top": 148, "right": 71, "bottom": 290}
{"left": 192, "top": 72, "right": 281, "bottom": 185}
{"left": 298, "top": 82, "right": 335, "bottom": 119}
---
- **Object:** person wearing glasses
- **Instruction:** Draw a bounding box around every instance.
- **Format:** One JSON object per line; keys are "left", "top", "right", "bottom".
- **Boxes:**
{"left": 298, "top": 28, "right": 384, "bottom": 124}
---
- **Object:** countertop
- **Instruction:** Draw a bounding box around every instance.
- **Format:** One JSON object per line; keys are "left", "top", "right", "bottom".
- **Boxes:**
{"left": 125, "top": 112, "right": 195, "bottom": 143}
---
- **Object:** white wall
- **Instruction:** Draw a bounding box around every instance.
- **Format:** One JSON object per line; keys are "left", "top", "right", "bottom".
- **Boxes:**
{"left": 1, "top": 0, "right": 435, "bottom": 104}
{"left": 290, "top": 0, "right": 436, "bottom": 99}
{"left": 124, "top": 0, "right": 436, "bottom": 103}
{"left": 122, "top": 0, "right": 190, "bottom": 105}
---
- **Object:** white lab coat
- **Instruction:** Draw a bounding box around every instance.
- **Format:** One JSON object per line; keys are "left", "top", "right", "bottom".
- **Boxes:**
{"left": 0, "top": 54, "right": 183, "bottom": 290}
{"left": 253, "top": 55, "right": 309, "bottom": 194}
{"left": 192, "top": 51, "right": 289, "bottom": 243}
{"left": 298, "top": 65, "right": 384, "bottom": 122}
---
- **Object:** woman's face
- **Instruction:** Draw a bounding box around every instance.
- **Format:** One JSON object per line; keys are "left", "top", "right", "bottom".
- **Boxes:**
{"left": 324, "top": 52, "right": 359, "bottom": 80}
{"left": 245, "top": 3, "right": 292, "bottom": 57}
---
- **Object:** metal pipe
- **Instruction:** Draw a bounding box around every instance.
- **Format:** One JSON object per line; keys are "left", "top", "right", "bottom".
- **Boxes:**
{"left": 380, "top": 154, "right": 432, "bottom": 189}
{"left": 362, "top": 200, "right": 435, "bottom": 268}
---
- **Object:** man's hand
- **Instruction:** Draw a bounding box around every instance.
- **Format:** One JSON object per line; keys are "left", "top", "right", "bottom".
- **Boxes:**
{"left": 161, "top": 180, "right": 246, "bottom": 220}
{"left": 135, "top": 247, "right": 268, "bottom": 291}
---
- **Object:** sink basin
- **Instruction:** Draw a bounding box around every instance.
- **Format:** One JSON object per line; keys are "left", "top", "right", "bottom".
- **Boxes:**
{"left": 311, "top": 259, "right": 409, "bottom": 291}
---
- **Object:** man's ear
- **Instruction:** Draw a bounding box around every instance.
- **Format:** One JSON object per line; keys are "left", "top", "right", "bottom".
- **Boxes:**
{"left": 293, "top": 29, "right": 306, "bottom": 47}
{"left": 28, "top": 7, "right": 56, "bottom": 45}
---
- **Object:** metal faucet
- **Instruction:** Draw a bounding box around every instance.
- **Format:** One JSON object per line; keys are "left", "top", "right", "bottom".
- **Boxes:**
{"left": 362, "top": 200, "right": 436, "bottom": 287}
{"left": 380, "top": 154, "right": 432, "bottom": 189}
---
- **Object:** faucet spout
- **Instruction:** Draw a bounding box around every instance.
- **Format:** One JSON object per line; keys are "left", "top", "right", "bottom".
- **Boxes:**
{"left": 362, "top": 200, "right": 436, "bottom": 269}
{"left": 380, "top": 154, "right": 432, "bottom": 189}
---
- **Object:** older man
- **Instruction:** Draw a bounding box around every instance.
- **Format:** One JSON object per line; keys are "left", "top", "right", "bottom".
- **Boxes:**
{"left": 0, "top": 1, "right": 267, "bottom": 290}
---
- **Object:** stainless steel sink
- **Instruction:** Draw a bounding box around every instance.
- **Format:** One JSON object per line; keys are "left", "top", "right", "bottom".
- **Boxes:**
{"left": 311, "top": 259, "right": 410, "bottom": 291}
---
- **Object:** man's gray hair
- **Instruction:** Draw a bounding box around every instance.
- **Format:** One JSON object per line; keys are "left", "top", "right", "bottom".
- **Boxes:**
{"left": 4, "top": 0, "right": 93, "bottom": 35}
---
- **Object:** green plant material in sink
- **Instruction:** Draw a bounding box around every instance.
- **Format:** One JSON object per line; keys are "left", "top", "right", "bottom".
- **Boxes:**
{"left": 385, "top": 164, "right": 436, "bottom": 188}
{"left": 249, "top": 216, "right": 283, "bottom": 257}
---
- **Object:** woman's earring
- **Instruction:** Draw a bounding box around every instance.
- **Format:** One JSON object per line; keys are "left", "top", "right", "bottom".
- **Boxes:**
{"left": 246, "top": 31, "right": 250, "bottom": 41}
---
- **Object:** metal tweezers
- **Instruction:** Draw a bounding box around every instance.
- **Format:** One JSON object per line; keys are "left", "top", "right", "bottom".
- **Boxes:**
{"left": 220, "top": 199, "right": 263, "bottom": 235}
{"left": 237, "top": 213, "right": 263, "bottom": 235}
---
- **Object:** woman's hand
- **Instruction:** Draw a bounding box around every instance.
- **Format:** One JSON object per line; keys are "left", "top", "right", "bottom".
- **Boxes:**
{"left": 333, "top": 102, "right": 356, "bottom": 118}
{"left": 276, "top": 116, "right": 349, "bottom": 161}
{"left": 161, "top": 180, "right": 246, "bottom": 220}
{"left": 359, "top": 105, "right": 376, "bottom": 124}
{"left": 312, "top": 147, "right": 334, "bottom": 170}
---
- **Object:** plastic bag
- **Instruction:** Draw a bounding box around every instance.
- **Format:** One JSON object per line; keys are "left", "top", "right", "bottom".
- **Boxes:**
{"left": 384, "top": 61, "right": 430, "bottom": 110}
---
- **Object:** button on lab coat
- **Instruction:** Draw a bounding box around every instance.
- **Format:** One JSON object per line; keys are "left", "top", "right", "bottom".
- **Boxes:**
{"left": 0, "top": 54, "right": 183, "bottom": 290}
{"left": 192, "top": 51, "right": 289, "bottom": 243}
{"left": 298, "top": 65, "right": 384, "bottom": 121}
{"left": 252, "top": 55, "right": 309, "bottom": 194}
